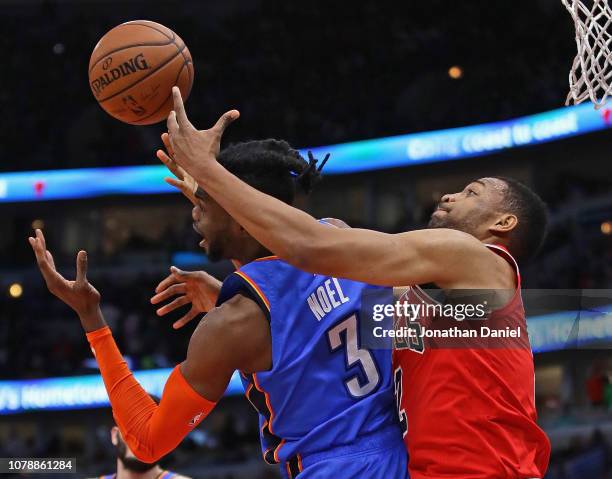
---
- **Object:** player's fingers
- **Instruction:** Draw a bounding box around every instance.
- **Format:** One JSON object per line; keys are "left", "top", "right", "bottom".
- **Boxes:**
{"left": 159, "top": 149, "right": 187, "bottom": 181}
{"left": 156, "top": 294, "right": 190, "bottom": 316}
{"left": 165, "top": 177, "right": 197, "bottom": 205}
{"left": 173, "top": 307, "right": 199, "bottom": 329}
{"left": 164, "top": 176, "right": 187, "bottom": 193}
{"left": 156, "top": 149, "right": 172, "bottom": 168}
{"left": 161, "top": 132, "right": 175, "bottom": 156}
{"left": 35, "top": 229, "right": 47, "bottom": 252}
{"left": 28, "top": 237, "right": 65, "bottom": 286}
{"left": 156, "top": 149, "right": 183, "bottom": 179}
{"left": 76, "top": 250, "right": 88, "bottom": 284}
{"left": 167, "top": 111, "right": 179, "bottom": 136}
{"left": 29, "top": 237, "right": 52, "bottom": 271}
{"left": 151, "top": 283, "right": 187, "bottom": 306}
{"left": 171, "top": 87, "right": 190, "bottom": 128}
{"left": 32, "top": 231, "right": 60, "bottom": 278}
{"left": 46, "top": 250, "right": 56, "bottom": 271}
{"left": 154, "top": 272, "right": 179, "bottom": 294}
{"left": 174, "top": 163, "right": 188, "bottom": 181}
{"left": 170, "top": 266, "right": 193, "bottom": 279}
{"left": 28, "top": 236, "right": 44, "bottom": 265}
{"left": 212, "top": 110, "right": 240, "bottom": 136}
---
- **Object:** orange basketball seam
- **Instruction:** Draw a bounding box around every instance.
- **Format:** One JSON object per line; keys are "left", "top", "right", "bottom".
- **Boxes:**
{"left": 96, "top": 44, "right": 187, "bottom": 104}
{"left": 89, "top": 41, "right": 175, "bottom": 74}
{"left": 89, "top": 21, "right": 178, "bottom": 72}
{"left": 178, "top": 48, "right": 194, "bottom": 95}
{"left": 130, "top": 58, "right": 191, "bottom": 125}
{"left": 124, "top": 21, "right": 175, "bottom": 41}
{"left": 184, "top": 61, "right": 194, "bottom": 99}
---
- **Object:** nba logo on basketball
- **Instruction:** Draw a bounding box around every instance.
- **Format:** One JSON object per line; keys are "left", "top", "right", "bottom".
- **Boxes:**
{"left": 188, "top": 412, "right": 204, "bottom": 427}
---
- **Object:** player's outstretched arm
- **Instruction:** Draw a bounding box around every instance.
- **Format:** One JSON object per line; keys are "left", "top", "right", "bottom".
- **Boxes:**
{"left": 87, "top": 294, "right": 268, "bottom": 463}
{"left": 164, "top": 89, "right": 509, "bottom": 289}
{"left": 190, "top": 162, "right": 491, "bottom": 287}
{"left": 29, "top": 230, "right": 269, "bottom": 463}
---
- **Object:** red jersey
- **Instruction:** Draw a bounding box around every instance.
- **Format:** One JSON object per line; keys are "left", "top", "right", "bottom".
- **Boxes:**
{"left": 393, "top": 245, "right": 550, "bottom": 478}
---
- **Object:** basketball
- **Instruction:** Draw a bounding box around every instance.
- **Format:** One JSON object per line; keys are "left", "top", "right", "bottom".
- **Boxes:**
{"left": 88, "top": 20, "right": 193, "bottom": 125}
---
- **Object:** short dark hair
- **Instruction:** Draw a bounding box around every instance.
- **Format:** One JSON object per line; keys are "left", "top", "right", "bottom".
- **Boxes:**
{"left": 492, "top": 177, "right": 548, "bottom": 263}
{"left": 217, "top": 139, "right": 322, "bottom": 205}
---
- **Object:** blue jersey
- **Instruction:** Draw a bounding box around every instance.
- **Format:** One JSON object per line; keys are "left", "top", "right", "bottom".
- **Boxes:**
{"left": 216, "top": 255, "right": 402, "bottom": 471}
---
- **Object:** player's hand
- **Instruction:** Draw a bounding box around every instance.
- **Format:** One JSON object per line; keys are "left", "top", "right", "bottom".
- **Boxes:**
{"left": 29, "top": 229, "right": 101, "bottom": 320}
{"left": 150, "top": 266, "right": 222, "bottom": 329}
{"left": 165, "top": 86, "right": 239, "bottom": 179}
{"left": 156, "top": 132, "right": 200, "bottom": 206}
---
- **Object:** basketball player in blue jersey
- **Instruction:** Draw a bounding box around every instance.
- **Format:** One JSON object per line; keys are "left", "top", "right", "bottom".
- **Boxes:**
{"left": 30, "top": 136, "right": 407, "bottom": 478}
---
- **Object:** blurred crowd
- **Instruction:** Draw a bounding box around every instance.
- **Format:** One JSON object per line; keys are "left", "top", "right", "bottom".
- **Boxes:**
{"left": 0, "top": 274, "right": 193, "bottom": 379}
{"left": 0, "top": 399, "right": 280, "bottom": 478}
{"left": 2, "top": 0, "right": 575, "bottom": 172}
{"left": 546, "top": 430, "right": 612, "bottom": 478}
{"left": 520, "top": 176, "right": 612, "bottom": 290}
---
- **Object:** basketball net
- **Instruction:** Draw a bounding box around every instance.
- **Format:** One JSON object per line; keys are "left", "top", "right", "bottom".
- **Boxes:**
{"left": 562, "top": 0, "right": 612, "bottom": 109}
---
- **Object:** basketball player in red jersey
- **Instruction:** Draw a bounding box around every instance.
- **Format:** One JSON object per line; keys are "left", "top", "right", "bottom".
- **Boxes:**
{"left": 162, "top": 87, "right": 551, "bottom": 478}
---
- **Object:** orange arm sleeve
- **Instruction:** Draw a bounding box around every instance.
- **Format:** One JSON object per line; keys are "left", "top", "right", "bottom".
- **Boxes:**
{"left": 87, "top": 326, "right": 215, "bottom": 463}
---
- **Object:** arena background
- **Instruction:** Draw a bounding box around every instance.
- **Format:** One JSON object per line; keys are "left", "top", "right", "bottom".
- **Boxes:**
{"left": 1, "top": 0, "right": 611, "bottom": 477}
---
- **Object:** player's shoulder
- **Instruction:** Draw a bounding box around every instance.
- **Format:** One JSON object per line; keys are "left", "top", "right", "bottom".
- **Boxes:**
{"left": 431, "top": 228, "right": 507, "bottom": 262}
{"left": 432, "top": 228, "right": 487, "bottom": 249}
{"left": 420, "top": 228, "right": 516, "bottom": 288}
{"left": 210, "top": 293, "right": 264, "bottom": 325}
{"left": 218, "top": 262, "right": 274, "bottom": 306}
{"left": 239, "top": 255, "right": 285, "bottom": 272}
{"left": 235, "top": 254, "right": 299, "bottom": 285}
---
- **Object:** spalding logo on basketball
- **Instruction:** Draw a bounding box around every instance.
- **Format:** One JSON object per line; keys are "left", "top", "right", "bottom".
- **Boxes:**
{"left": 88, "top": 20, "right": 194, "bottom": 125}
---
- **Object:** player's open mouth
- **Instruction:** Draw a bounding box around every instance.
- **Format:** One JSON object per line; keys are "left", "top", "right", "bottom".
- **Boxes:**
{"left": 192, "top": 223, "right": 207, "bottom": 248}
{"left": 433, "top": 207, "right": 449, "bottom": 215}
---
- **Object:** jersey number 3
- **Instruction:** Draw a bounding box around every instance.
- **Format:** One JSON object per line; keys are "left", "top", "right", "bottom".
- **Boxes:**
{"left": 328, "top": 314, "right": 380, "bottom": 398}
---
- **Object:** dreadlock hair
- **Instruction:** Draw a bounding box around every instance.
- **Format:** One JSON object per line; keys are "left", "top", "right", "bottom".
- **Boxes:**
{"left": 217, "top": 139, "right": 324, "bottom": 205}
{"left": 492, "top": 176, "right": 549, "bottom": 263}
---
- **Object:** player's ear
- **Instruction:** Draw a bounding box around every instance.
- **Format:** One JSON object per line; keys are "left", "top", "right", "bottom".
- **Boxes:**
{"left": 111, "top": 426, "right": 119, "bottom": 446}
{"left": 489, "top": 213, "right": 518, "bottom": 234}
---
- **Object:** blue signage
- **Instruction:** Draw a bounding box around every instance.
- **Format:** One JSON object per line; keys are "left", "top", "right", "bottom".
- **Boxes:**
{"left": 1, "top": 303, "right": 610, "bottom": 414}
{"left": 527, "top": 303, "right": 612, "bottom": 353}
{"left": 0, "top": 103, "right": 611, "bottom": 203}
{"left": 0, "top": 369, "right": 244, "bottom": 415}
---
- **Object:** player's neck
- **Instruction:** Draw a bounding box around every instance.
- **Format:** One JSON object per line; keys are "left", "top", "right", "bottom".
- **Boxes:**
{"left": 115, "top": 460, "right": 164, "bottom": 479}
{"left": 234, "top": 240, "right": 273, "bottom": 265}
{"left": 478, "top": 234, "right": 508, "bottom": 250}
